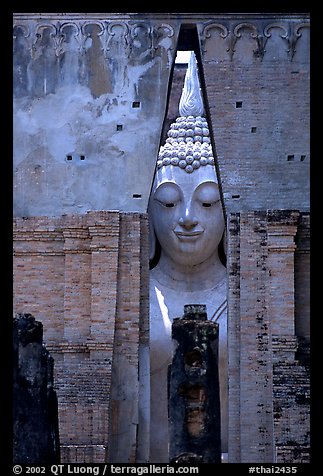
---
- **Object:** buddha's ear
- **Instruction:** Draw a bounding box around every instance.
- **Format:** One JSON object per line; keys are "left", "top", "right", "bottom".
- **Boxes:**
{"left": 223, "top": 226, "right": 227, "bottom": 257}
{"left": 149, "top": 215, "right": 156, "bottom": 261}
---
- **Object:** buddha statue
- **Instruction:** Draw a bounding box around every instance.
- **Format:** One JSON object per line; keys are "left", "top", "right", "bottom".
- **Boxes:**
{"left": 148, "top": 51, "right": 228, "bottom": 463}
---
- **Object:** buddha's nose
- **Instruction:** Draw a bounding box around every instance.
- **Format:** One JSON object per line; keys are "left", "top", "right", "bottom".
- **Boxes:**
{"left": 178, "top": 210, "right": 198, "bottom": 229}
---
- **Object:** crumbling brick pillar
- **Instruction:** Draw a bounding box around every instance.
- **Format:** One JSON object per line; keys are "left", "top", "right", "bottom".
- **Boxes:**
{"left": 267, "top": 211, "right": 310, "bottom": 463}
{"left": 57, "top": 213, "right": 120, "bottom": 462}
{"left": 13, "top": 313, "right": 60, "bottom": 464}
{"left": 239, "top": 211, "right": 274, "bottom": 463}
{"left": 88, "top": 213, "right": 120, "bottom": 353}
{"left": 108, "top": 213, "right": 149, "bottom": 463}
{"left": 267, "top": 210, "right": 299, "bottom": 338}
{"left": 62, "top": 226, "right": 91, "bottom": 341}
{"left": 227, "top": 210, "right": 310, "bottom": 463}
{"left": 168, "top": 304, "right": 221, "bottom": 463}
{"left": 294, "top": 213, "right": 310, "bottom": 341}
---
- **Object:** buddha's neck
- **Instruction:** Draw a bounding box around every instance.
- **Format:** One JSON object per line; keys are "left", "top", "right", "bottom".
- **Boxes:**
{"left": 152, "top": 250, "right": 226, "bottom": 293}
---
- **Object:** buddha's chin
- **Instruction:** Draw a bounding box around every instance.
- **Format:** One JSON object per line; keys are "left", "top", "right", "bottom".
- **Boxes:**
{"left": 168, "top": 247, "right": 214, "bottom": 267}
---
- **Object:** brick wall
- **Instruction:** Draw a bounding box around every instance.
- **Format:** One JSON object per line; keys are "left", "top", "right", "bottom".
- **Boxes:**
{"left": 273, "top": 356, "right": 310, "bottom": 463}
{"left": 13, "top": 211, "right": 149, "bottom": 463}
{"left": 108, "top": 213, "right": 149, "bottom": 463}
{"left": 198, "top": 17, "right": 310, "bottom": 213}
{"left": 294, "top": 214, "right": 310, "bottom": 340}
{"left": 227, "top": 210, "right": 310, "bottom": 463}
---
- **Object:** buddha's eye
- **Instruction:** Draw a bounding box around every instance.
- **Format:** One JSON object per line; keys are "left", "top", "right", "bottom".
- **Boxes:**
{"left": 154, "top": 183, "right": 181, "bottom": 209}
{"left": 195, "top": 182, "right": 221, "bottom": 209}
{"left": 155, "top": 199, "right": 178, "bottom": 209}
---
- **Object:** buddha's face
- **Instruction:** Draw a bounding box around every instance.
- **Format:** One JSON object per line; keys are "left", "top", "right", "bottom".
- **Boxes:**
{"left": 149, "top": 165, "right": 225, "bottom": 267}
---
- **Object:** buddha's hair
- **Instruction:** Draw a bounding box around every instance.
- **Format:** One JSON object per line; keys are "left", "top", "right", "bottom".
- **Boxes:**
{"left": 156, "top": 51, "right": 215, "bottom": 175}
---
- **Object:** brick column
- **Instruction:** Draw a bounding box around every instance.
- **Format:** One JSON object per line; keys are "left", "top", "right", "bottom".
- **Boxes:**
{"left": 239, "top": 212, "right": 274, "bottom": 463}
{"left": 294, "top": 213, "right": 310, "bottom": 340}
{"left": 137, "top": 213, "right": 150, "bottom": 463}
{"left": 227, "top": 213, "right": 241, "bottom": 462}
{"left": 227, "top": 210, "right": 304, "bottom": 463}
{"left": 266, "top": 211, "right": 310, "bottom": 463}
{"left": 109, "top": 213, "right": 142, "bottom": 463}
{"left": 59, "top": 211, "right": 120, "bottom": 463}
{"left": 13, "top": 219, "right": 65, "bottom": 343}
{"left": 267, "top": 210, "right": 299, "bottom": 339}
{"left": 88, "top": 212, "right": 120, "bottom": 359}
{"left": 228, "top": 211, "right": 279, "bottom": 463}
{"left": 62, "top": 226, "right": 91, "bottom": 343}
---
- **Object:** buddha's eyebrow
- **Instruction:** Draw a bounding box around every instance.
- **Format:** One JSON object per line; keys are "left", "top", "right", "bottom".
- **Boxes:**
{"left": 155, "top": 183, "right": 180, "bottom": 194}
{"left": 194, "top": 182, "right": 219, "bottom": 193}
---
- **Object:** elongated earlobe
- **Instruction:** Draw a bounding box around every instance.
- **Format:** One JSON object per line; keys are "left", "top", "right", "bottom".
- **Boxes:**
{"left": 149, "top": 217, "right": 156, "bottom": 261}
{"left": 223, "top": 227, "right": 227, "bottom": 257}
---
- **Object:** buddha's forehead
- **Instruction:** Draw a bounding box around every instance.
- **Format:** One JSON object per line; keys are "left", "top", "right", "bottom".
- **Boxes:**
{"left": 152, "top": 164, "right": 218, "bottom": 193}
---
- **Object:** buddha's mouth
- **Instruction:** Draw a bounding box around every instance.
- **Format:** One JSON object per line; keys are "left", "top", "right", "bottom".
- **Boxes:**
{"left": 174, "top": 230, "right": 204, "bottom": 238}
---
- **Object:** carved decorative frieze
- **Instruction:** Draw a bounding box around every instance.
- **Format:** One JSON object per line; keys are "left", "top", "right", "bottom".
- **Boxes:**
{"left": 153, "top": 23, "right": 175, "bottom": 68}
{"left": 288, "top": 22, "right": 310, "bottom": 61}
{"left": 129, "top": 22, "right": 153, "bottom": 61}
{"left": 202, "top": 22, "right": 229, "bottom": 47}
{"left": 79, "top": 20, "right": 105, "bottom": 55}
{"left": 13, "top": 23, "right": 31, "bottom": 45}
{"left": 32, "top": 23, "right": 57, "bottom": 58}
{"left": 200, "top": 19, "right": 310, "bottom": 62}
{"left": 232, "top": 22, "right": 259, "bottom": 59}
{"left": 263, "top": 22, "right": 289, "bottom": 57}
{"left": 13, "top": 19, "right": 176, "bottom": 68}
{"left": 105, "top": 21, "right": 131, "bottom": 58}
{"left": 200, "top": 22, "right": 229, "bottom": 60}
{"left": 14, "top": 17, "right": 308, "bottom": 64}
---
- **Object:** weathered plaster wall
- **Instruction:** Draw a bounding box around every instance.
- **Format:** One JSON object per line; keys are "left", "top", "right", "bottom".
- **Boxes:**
{"left": 14, "top": 14, "right": 310, "bottom": 218}
{"left": 197, "top": 15, "right": 310, "bottom": 213}
{"left": 13, "top": 14, "right": 181, "bottom": 216}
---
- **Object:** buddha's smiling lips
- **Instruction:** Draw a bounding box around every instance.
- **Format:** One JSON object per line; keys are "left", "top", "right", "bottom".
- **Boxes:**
{"left": 174, "top": 230, "right": 204, "bottom": 240}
